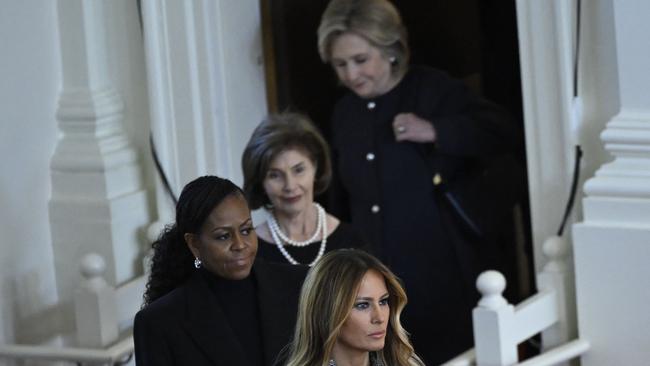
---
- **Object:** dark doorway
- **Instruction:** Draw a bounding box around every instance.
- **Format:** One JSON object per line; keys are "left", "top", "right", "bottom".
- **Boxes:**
{"left": 261, "top": 0, "right": 533, "bottom": 302}
{"left": 262, "top": 0, "right": 524, "bottom": 139}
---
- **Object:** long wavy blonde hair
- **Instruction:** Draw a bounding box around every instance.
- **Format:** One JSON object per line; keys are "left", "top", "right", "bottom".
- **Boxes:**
{"left": 285, "top": 249, "right": 424, "bottom": 366}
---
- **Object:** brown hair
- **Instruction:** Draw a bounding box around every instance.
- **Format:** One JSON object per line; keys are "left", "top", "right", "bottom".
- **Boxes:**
{"left": 285, "top": 249, "right": 424, "bottom": 366}
{"left": 317, "top": 0, "right": 410, "bottom": 80}
{"left": 241, "top": 112, "right": 332, "bottom": 210}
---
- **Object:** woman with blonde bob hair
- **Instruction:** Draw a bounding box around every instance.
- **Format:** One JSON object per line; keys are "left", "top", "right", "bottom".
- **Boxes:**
{"left": 285, "top": 249, "right": 423, "bottom": 366}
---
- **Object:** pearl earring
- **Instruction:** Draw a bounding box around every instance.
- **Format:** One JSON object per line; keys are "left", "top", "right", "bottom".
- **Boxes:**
{"left": 389, "top": 56, "right": 397, "bottom": 64}
{"left": 194, "top": 257, "right": 202, "bottom": 269}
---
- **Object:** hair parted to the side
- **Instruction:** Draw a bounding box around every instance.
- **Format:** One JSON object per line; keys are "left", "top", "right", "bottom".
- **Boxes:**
{"left": 317, "top": 0, "right": 410, "bottom": 80}
{"left": 242, "top": 112, "right": 332, "bottom": 210}
{"left": 142, "top": 175, "right": 245, "bottom": 307}
{"left": 285, "top": 249, "right": 424, "bottom": 366}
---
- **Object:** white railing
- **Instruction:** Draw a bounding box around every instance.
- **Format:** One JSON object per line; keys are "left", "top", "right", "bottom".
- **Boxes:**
{"left": 0, "top": 253, "right": 146, "bottom": 365}
{"left": 443, "top": 236, "right": 590, "bottom": 366}
{"left": 0, "top": 336, "right": 135, "bottom": 365}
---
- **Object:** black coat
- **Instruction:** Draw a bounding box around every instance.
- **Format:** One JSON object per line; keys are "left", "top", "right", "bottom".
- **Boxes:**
{"left": 133, "top": 259, "right": 307, "bottom": 366}
{"left": 329, "top": 65, "right": 523, "bottom": 364}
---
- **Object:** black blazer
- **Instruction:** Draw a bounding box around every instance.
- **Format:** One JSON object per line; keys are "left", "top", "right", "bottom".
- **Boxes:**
{"left": 134, "top": 259, "right": 307, "bottom": 366}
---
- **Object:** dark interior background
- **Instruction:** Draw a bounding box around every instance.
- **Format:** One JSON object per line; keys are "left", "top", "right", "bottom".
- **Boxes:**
{"left": 263, "top": 0, "right": 523, "bottom": 142}
{"left": 261, "top": 0, "right": 533, "bottom": 302}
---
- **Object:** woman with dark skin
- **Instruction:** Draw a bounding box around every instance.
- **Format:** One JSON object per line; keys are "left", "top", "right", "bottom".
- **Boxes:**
{"left": 134, "top": 176, "right": 307, "bottom": 366}
{"left": 318, "top": 0, "right": 522, "bottom": 363}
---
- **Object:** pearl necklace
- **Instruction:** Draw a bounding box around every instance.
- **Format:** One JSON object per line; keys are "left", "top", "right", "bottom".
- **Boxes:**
{"left": 267, "top": 203, "right": 324, "bottom": 247}
{"left": 267, "top": 203, "right": 327, "bottom": 266}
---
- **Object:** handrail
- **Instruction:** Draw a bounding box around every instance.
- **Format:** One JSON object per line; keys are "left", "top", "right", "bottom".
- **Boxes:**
{"left": 441, "top": 338, "right": 589, "bottom": 366}
{"left": 0, "top": 253, "right": 145, "bottom": 365}
{"left": 444, "top": 236, "right": 583, "bottom": 366}
{"left": 0, "top": 335, "right": 134, "bottom": 364}
{"left": 517, "top": 339, "right": 590, "bottom": 366}
{"left": 442, "top": 348, "right": 476, "bottom": 366}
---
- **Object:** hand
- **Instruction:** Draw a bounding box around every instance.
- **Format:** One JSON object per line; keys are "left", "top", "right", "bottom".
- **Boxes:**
{"left": 392, "top": 113, "right": 437, "bottom": 143}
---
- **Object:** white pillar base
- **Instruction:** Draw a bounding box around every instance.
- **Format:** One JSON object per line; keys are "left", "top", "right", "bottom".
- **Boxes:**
{"left": 573, "top": 223, "right": 650, "bottom": 366}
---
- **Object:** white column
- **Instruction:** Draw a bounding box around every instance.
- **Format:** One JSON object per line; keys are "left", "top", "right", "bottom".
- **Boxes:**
{"left": 49, "top": 0, "right": 150, "bottom": 301}
{"left": 141, "top": 0, "right": 268, "bottom": 227}
{"left": 572, "top": 0, "right": 650, "bottom": 365}
{"left": 516, "top": 0, "right": 579, "bottom": 271}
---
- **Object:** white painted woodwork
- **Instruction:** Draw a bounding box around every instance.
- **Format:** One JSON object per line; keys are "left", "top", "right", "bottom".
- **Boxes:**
{"left": 473, "top": 271, "right": 518, "bottom": 365}
{"left": 468, "top": 237, "right": 579, "bottom": 366}
{"left": 141, "top": 0, "right": 268, "bottom": 229}
{"left": 516, "top": 339, "right": 591, "bottom": 366}
{"left": 444, "top": 349, "right": 476, "bottom": 366}
{"left": 0, "top": 337, "right": 134, "bottom": 365}
{"left": 572, "top": 0, "right": 650, "bottom": 365}
{"left": 49, "top": 0, "right": 151, "bottom": 307}
{"left": 537, "top": 237, "right": 576, "bottom": 351}
{"left": 114, "top": 271, "right": 147, "bottom": 332}
{"left": 442, "top": 340, "right": 590, "bottom": 366}
{"left": 74, "top": 254, "right": 118, "bottom": 348}
{"left": 1, "top": 254, "right": 142, "bottom": 365}
{"left": 0, "top": 0, "right": 62, "bottom": 349}
{"left": 515, "top": 0, "right": 579, "bottom": 272}
{"left": 572, "top": 225, "right": 650, "bottom": 365}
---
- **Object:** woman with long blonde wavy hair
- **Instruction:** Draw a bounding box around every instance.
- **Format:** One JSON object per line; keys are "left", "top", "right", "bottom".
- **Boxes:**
{"left": 285, "top": 249, "right": 424, "bottom": 366}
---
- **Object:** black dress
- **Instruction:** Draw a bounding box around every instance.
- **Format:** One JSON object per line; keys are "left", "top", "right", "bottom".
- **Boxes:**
{"left": 256, "top": 221, "right": 368, "bottom": 265}
{"left": 328, "top": 65, "right": 522, "bottom": 364}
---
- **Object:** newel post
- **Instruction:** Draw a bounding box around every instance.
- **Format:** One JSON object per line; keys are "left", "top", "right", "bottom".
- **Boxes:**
{"left": 473, "top": 271, "right": 517, "bottom": 366}
{"left": 74, "top": 253, "right": 118, "bottom": 348}
{"left": 537, "top": 236, "right": 576, "bottom": 351}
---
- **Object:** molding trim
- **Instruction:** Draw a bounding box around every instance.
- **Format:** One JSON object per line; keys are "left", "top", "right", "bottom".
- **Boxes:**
{"left": 580, "top": 0, "right": 650, "bottom": 210}
{"left": 516, "top": 0, "right": 578, "bottom": 270}
{"left": 51, "top": 87, "right": 139, "bottom": 173}
{"left": 141, "top": 0, "right": 268, "bottom": 224}
{"left": 49, "top": 0, "right": 150, "bottom": 301}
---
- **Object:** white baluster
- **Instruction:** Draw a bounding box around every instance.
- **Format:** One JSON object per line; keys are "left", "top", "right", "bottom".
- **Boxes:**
{"left": 74, "top": 254, "right": 119, "bottom": 348}
{"left": 473, "top": 270, "right": 517, "bottom": 366}
{"left": 540, "top": 236, "right": 568, "bottom": 273}
{"left": 538, "top": 236, "right": 576, "bottom": 353}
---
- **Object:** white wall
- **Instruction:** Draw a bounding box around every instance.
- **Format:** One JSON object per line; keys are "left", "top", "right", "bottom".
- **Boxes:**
{"left": 141, "top": 0, "right": 268, "bottom": 225}
{"left": 213, "top": 0, "right": 269, "bottom": 186}
{"left": 105, "top": 0, "right": 155, "bottom": 210}
{"left": 578, "top": 0, "right": 619, "bottom": 180}
{"left": 572, "top": 0, "right": 650, "bottom": 364}
{"left": 0, "top": 0, "right": 61, "bottom": 346}
{"left": 0, "top": 0, "right": 154, "bottom": 350}
{"left": 0, "top": 0, "right": 266, "bottom": 349}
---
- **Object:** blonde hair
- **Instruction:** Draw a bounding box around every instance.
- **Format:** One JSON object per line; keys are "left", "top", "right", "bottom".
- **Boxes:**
{"left": 317, "top": 0, "right": 410, "bottom": 80}
{"left": 285, "top": 249, "right": 423, "bottom": 366}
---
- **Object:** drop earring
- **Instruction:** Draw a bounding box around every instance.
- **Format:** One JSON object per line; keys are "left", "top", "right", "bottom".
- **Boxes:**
{"left": 194, "top": 257, "right": 202, "bottom": 269}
